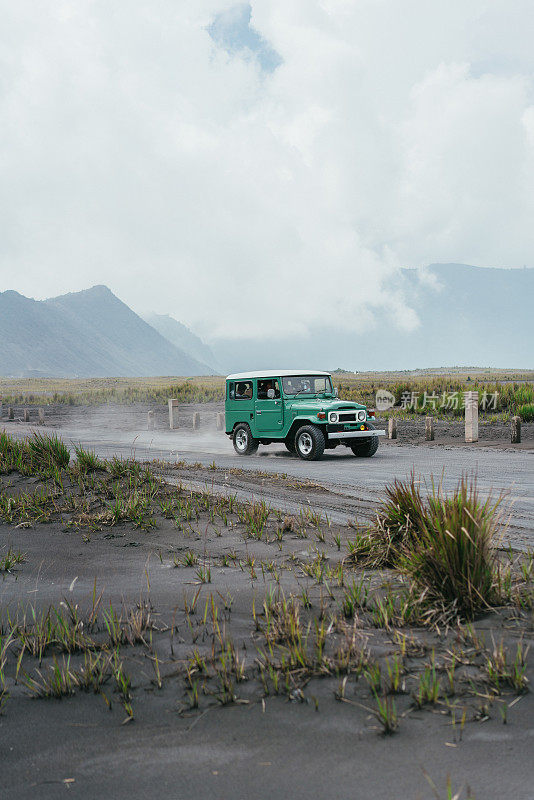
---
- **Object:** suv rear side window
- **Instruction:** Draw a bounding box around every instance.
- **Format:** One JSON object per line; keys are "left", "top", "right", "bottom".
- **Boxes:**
{"left": 232, "top": 381, "right": 253, "bottom": 400}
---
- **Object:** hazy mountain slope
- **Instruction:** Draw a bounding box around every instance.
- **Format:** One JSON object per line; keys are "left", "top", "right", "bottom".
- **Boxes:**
{"left": 142, "top": 313, "right": 218, "bottom": 372}
{"left": 210, "top": 265, "right": 533, "bottom": 372}
{"left": 0, "top": 286, "right": 214, "bottom": 377}
{"left": 0, "top": 290, "right": 98, "bottom": 377}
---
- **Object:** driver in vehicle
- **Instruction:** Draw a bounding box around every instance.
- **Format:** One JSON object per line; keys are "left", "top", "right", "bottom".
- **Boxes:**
{"left": 258, "top": 380, "right": 280, "bottom": 399}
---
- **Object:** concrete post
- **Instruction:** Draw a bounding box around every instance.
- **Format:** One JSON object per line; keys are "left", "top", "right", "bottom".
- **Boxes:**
{"left": 511, "top": 415, "right": 521, "bottom": 444}
{"left": 425, "top": 416, "right": 434, "bottom": 441}
{"left": 8, "top": 407, "right": 14, "bottom": 420}
{"left": 168, "top": 399, "right": 179, "bottom": 430}
{"left": 23, "top": 409, "right": 30, "bottom": 422}
{"left": 147, "top": 410, "right": 155, "bottom": 431}
{"left": 388, "top": 417, "right": 397, "bottom": 440}
{"left": 38, "top": 408, "right": 45, "bottom": 425}
{"left": 465, "top": 391, "right": 479, "bottom": 443}
{"left": 192, "top": 412, "right": 200, "bottom": 430}
{"left": 216, "top": 412, "right": 224, "bottom": 431}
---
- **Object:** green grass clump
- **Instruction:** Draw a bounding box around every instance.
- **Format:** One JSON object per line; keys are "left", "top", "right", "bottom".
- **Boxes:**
{"left": 0, "top": 431, "right": 70, "bottom": 476}
{"left": 347, "top": 472, "right": 427, "bottom": 567}
{"left": 372, "top": 473, "right": 426, "bottom": 565}
{"left": 0, "top": 432, "right": 30, "bottom": 474}
{"left": 518, "top": 403, "right": 534, "bottom": 422}
{"left": 349, "top": 474, "right": 505, "bottom": 620}
{"left": 27, "top": 432, "right": 70, "bottom": 470}
{"left": 74, "top": 445, "right": 103, "bottom": 472}
{"left": 400, "top": 477, "right": 504, "bottom": 619}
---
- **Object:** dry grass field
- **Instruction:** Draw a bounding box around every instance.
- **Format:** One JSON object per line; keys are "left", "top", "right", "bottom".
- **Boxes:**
{"left": 1, "top": 368, "right": 533, "bottom": 420}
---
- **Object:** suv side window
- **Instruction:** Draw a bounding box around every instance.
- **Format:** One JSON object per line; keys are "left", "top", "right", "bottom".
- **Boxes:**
{"left": 234, "top": 381, "right": 253, "bottom": 400}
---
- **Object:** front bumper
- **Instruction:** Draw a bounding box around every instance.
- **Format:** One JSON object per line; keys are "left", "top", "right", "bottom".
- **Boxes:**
{"left": 327, "top": 430, "right": 386, "bottom": 439}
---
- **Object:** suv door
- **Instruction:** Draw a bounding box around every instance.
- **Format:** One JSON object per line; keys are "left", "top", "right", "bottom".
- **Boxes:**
{"left": 254, "top": 379, "right": 283, "bottom": 434}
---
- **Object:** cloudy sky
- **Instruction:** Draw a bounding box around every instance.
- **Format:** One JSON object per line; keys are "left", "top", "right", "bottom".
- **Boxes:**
{"left": 1, "top": 1, "right": 533, "bottom": 341}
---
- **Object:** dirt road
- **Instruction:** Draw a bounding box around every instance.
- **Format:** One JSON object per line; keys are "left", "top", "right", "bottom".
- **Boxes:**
{"left": 2, "top": 411, "right": 533, "bottom": 549}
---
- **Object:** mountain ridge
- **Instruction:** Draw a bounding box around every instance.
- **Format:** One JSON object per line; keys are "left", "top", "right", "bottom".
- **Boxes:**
{"left": 142, "top": 313, "right": 218, "bottom": 373}
{"left": 0, "top": 286, "right": 214, "bottom": 377}
{"left": 1, "top": 265, "right": 531, "bottom": 377}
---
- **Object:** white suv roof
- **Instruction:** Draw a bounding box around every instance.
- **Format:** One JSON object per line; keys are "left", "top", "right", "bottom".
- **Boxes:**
{"left": 226, "top": 370, "right": 331, "bottom": 380}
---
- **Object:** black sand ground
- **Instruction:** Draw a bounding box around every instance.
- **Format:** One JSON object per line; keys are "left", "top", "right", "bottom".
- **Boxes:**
{"left": 1, "top": 465, "right": 533, "bottom": 800}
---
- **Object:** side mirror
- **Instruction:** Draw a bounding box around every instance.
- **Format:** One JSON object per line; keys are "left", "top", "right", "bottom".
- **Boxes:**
{"left": 267, "top": 388, "right": 275, "bottom": 399}
{"left": 334, "top": 387, "right": 338, "bottom": 397}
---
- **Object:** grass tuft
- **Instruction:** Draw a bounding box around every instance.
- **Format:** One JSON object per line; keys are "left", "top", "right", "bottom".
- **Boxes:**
{"left": 27, "top": 432, "right": 70, "bottom": 470}
{"left": 74, "top": 445, "right": 103, "bottom": 472}
{"left": 400, "top": 476, "right": 504, "bottom": 619}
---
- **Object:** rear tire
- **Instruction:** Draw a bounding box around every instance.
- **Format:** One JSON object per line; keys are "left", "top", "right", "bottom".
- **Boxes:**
{"left": 350, "top": 423, "right": 379, "bottom": 458}
{"left": 233, "top": 423, "right": 259, "bottom": 456}
{"left": 295, "top": 425, "right": 325, "bottom": 461}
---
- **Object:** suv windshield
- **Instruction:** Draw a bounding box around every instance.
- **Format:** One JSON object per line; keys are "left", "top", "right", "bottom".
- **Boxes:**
{"left": 282, "top": 375, "right": 333, "bottom": 396}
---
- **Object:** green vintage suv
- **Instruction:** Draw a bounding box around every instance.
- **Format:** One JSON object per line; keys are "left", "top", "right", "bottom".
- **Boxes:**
{"left": 225, "top": 370, "right": 384, "bottom": 461}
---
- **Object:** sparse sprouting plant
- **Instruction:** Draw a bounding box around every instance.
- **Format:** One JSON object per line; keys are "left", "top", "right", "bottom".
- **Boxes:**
{"left": 341, "top": 577, "right": 369, "bottom": 617}
{"left": 413, "top": 653, "right": 440, "bottom": 708}
{"left": 372, "top": 692, "right": 398, "bottom": 735}
{"left": 0, "top": 547, "right": 25, "bottom": 573}
{"left": 486, "top": 640, "right": 529, "bottom": 694}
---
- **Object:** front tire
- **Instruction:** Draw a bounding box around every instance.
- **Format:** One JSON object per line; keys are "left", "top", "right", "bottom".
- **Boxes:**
{"left": 233, "top": 423, "right": 259, "bottom": 456}
{"left": 350, "top": 423, "right": 379, "bottom": 458}
{"left": 295, "top": 425, "right": 325, "bottom": 461}
{"left": 285, "top": 437, "right": 296, "bottom": 454}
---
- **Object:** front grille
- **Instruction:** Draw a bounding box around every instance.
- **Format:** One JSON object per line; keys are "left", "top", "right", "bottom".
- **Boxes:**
{"left": 337, "top": 410, "right": 366, "bottom": 424}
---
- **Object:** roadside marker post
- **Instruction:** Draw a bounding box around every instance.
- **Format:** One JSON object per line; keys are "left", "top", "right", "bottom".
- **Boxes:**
{"left": 465, "top": 391, "right": 479, "bottom": 442}
{"left": 193, "top": 412, "right": 200, "bottom": 430}
{"left": 425, "top": 416, "right": 434, "bottom": 441}
{"left": 511, "top": 415, "right": 521, "bottom": 444}
{"left": 147, "top": 410, "right": 155, "bottom": 430}
{"left": 38, "top": 408, "right": 45, "bottom": 425}
{"left": 387, "top": 417, "right": 397, "bottom": 440}
{"left": 23, "top": 409, "right": 29, "bottom": 422}
{"left": 216, "top": 412, "right": 224, "bottom": 431}
{"left": 168, "top": 399, "right": 179, "bottom": 429}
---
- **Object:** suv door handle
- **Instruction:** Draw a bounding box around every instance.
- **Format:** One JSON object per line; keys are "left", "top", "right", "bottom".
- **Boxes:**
{"left": 256, "top": 410, "right": 262, "bottom": 414}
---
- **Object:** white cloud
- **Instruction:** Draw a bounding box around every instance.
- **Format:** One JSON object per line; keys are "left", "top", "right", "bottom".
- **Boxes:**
{"left": 0, "top": 1, "right": 533, "bottom": 341}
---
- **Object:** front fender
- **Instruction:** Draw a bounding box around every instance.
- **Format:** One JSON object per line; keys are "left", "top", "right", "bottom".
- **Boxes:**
{"left": 285, "top": 416, "right": 326, "bottom": 439}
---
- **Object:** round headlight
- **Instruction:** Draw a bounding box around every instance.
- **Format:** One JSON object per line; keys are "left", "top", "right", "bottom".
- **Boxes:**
{"left": 358, "top": 410, "right": 366, "bottom": 422}
{"left": 330, "top": 412, "right": 338, "bottom": 423}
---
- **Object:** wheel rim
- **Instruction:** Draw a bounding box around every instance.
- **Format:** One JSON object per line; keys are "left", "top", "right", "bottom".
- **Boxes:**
{"left": 297, "top": 432, "right": 313, "bottom": 456}
{"left": 235, "top": 429, "right": 248, "bottom": 451}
